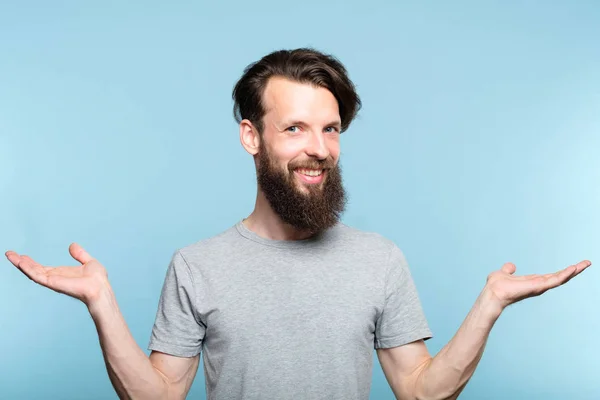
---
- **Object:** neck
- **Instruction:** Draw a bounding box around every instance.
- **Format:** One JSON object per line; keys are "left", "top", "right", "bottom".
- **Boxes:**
{"left": 243, "top": 190, "right": 315, "bottom": 241}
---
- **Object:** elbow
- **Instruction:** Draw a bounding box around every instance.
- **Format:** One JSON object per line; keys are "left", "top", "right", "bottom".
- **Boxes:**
{"left": 411, "top": 360, "right": 461, "bottom": 400}
{"left": 413, "top": 381, "right": 461, "bottom": 400}
{"left": 156, "top": 376, "right": 174, "bottom": 400}
{"left": 414, "top": 392, "right": 460, "bottom": 400}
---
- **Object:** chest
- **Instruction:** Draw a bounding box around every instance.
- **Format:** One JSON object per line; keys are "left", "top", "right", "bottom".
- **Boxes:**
{"left": 198, "top": 255, "right": 385, "bottom": 350}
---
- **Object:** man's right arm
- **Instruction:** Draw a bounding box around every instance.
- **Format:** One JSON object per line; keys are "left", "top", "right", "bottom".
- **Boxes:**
{"left": 89, "top": 286, "right": 200, "bottom": 400}
{"left": 5, "top": 244, "right": 200, "bottom": 400}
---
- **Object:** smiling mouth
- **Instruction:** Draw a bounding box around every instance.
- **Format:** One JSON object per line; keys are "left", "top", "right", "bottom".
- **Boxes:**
{"left": 294, "top": 168, "right": 325, "bottom": 185}
{"left": 296, "top": 168, "right": 323, "bottom": 177}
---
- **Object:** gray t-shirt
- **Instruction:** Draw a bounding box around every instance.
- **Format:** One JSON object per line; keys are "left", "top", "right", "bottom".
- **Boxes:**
{"left": 148, "top": 221, "right": 432, "bottom": 400}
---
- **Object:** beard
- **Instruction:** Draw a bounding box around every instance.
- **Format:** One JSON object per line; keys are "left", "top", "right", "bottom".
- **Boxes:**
{"left": 256, "top": 143, "right": 347, "bottom": 234}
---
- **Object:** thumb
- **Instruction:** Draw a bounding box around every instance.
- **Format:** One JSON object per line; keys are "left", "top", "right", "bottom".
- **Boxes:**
{"left": 69, "top": 243, "right": 94, "bottom": 265}
{"left": 501, "top": 262, "right": 517, "bottom": 275}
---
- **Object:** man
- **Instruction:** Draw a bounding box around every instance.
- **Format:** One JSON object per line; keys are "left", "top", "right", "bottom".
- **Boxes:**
{"left": 6, "top": 48, "right": 590, "bottom": 400}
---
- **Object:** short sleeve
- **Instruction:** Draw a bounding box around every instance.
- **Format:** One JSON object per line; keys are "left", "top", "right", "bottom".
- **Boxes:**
{"left": 374, "top": 245, "right": 432, "bottom": 349}
{"left": 148, "top": 251, "right": 206, "bottom": 357}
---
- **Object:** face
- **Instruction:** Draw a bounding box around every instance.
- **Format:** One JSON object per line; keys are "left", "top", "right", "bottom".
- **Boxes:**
{"left": 255, "top": 77, "right": 347, "bottom": 232}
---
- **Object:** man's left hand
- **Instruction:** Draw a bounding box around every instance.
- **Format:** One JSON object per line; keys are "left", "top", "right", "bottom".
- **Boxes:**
{"left": 483, "top": 260, "right": 591, "bottom": 315}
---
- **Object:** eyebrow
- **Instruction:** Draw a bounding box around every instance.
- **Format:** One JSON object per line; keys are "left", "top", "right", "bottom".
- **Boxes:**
{"left": 282, "top": 120, "right": 342, "bottom": 129}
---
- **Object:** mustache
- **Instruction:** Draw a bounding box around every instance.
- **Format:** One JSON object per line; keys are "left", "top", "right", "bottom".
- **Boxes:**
{"left": 288, "top": 158, "right": 337, "bottom": 171}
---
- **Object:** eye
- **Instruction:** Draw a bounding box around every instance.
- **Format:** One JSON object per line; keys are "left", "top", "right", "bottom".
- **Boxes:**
{"left": 286, "top": 126, "right": 300, "bottom": 133}
{"left": 324, "top": 126, "right": 339, "bottom": 134}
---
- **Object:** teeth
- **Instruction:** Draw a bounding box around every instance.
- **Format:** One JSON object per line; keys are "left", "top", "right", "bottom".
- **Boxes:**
{"left": 297, "top": 169, "right": 322, "bottom": 177}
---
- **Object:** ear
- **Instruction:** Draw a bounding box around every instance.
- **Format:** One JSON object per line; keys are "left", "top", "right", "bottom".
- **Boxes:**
{"left": 240, "top": 119, "right": 260, "bottom": 155}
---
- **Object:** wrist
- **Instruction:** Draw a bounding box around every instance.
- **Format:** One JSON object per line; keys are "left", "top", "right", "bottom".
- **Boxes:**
{"left": 477, "top": 287, "right": 504, "bottom": 322}
{"left": 86, "top": 283, "right": 117, "bottom": 320}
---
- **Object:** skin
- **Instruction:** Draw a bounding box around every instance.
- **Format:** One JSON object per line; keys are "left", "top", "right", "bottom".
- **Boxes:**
{"left": 5, "top": 76, "right": 591, "bottom": 400}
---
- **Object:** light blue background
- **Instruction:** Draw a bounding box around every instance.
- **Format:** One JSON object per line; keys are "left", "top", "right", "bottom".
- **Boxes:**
{"left": 1, "top": 1, "right": 598, "bottom": 399}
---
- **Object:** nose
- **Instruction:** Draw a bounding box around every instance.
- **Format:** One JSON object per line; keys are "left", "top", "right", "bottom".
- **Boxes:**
{"left": 305, "top": 131, "right": 330, "bottom": 160}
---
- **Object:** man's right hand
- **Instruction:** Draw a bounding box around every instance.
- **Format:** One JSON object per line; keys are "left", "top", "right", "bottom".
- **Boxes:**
{"left": 6, "top": 243, "right": 200, "bottom": 399}
{"left": 5, "top": 243, "right": 110, "bottom": 307}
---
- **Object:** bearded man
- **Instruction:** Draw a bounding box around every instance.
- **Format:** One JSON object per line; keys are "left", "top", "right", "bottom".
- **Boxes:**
{"left": 6, "top": 48, "right": 590, "bottom": 400}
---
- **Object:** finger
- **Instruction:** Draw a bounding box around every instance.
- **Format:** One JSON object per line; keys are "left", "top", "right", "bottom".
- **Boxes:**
{"left": 69, "top": 243, "right": 94, "bottom": 265}
{"left": 6, "top": 253, "right": 48, "bottom": 283}
{"left": 544, "top": 263, "right": 586, "bottom": 281}
{"left": 17, "top": 257, "right": 81, "bottom": 294}
{"left": 6, "top": 252, "right": 32, "bottom": 280}
{"left": 535, "top": 266, "right": 578, "bottom": 292}
{"left": 574, "top": 260, "right": 592, "bottom": 274}
{"left": 16, "top": 256, "right": 49, "bottom": 286}
{"left": 562, "top": 261, "right": 591, "bottom": 284}
{"left": 21, "top": 255, "right": 55, "bottom": 275}
{"left": 501, "top": 263, "right": 516, "bottom": 275}
{"left": 5, "top": 251, "right": 21, "bottom": 266}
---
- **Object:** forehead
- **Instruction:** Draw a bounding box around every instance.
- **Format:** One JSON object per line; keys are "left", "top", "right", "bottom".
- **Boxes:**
{"left": 262, "top": 76, "right": 340, "bottom": 123}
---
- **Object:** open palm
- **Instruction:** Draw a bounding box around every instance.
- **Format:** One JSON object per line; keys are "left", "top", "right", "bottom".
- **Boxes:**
{"left": 5, "top": 243, "right": 109, "bottom": 305}
{"left": 486, "top": 260, "right": 591, "bottom": 310}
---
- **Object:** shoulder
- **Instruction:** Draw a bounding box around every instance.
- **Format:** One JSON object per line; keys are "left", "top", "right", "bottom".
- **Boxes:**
{"left": 331, "top": 222, "right": 397, "bottom": 254}
{"left": 175, "top": 223, "right": 241, "bottom": 262}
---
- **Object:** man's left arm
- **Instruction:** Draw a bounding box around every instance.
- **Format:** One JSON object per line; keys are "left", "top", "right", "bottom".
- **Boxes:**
{"left": 377, "top": 260, "right": 591, "bottom": 400}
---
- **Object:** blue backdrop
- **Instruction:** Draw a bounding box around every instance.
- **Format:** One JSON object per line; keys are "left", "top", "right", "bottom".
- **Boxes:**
{"left": 1, "top": 1, "right": 598, "bottom": 399}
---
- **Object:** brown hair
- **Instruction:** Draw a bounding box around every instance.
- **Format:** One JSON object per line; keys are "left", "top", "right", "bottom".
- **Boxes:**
{"left": 232, "top": 48, "right": 361, "bottom": 134}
